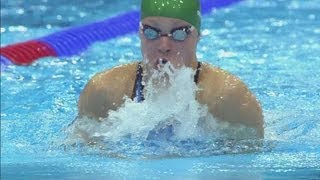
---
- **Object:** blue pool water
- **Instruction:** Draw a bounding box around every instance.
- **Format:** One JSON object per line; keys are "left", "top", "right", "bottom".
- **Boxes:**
{"left": 1, "top": 0, "right": 320, "bottom": 179}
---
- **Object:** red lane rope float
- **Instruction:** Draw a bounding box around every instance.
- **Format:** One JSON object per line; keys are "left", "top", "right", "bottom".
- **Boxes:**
{"left": 0, "top": 40, "right": 56, "bottom": 65}
{"left": 0, "top": 0, "right": 243, "bottom": 70}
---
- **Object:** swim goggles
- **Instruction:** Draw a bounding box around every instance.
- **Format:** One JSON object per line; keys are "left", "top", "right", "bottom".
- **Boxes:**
{"left": 141, "top": 24, "right": 193, "bottom": 41}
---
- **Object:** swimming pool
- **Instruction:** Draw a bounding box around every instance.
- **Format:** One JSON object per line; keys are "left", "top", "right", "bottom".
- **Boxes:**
{"left": 1, "top": 0, "right": 320, "bottom": 179}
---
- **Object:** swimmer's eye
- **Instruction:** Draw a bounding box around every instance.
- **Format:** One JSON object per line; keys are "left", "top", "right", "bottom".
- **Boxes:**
{"left": 143, "top": 26, "right": 160, "bottom": 40}
{"left": 171, "top": 27, "right": 190, "bottom": 41}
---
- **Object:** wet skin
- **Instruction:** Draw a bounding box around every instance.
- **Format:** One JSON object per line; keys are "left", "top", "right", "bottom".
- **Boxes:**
{"left": 78, "top": 17, "right": 264, "bottom": 138}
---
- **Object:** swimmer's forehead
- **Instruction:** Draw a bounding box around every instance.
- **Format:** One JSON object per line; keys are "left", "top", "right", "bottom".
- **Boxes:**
{"left": 141, "top": 17, "right": 192, "bottom": 29}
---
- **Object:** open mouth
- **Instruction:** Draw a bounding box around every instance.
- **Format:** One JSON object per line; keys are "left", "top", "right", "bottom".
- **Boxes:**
{"left": 158, "top": 58, "right": 168, "bottom": 65}
{"left": 155, "top": 58, "right": 169, "bottom": 70}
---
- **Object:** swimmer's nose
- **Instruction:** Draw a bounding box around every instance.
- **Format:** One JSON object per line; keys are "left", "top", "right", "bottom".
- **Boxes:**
{"left": 158, "top": 37, "right": 171, "bottom": 54}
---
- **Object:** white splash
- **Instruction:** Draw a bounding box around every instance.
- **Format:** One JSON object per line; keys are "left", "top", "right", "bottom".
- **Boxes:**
{"left": 66, "top": 63, "right": 258, "bottom": 146}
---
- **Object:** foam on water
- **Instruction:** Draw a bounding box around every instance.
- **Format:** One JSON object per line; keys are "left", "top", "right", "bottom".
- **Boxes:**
{"left": 65, "top": 63, "right": 262, "bottom": 158}
{"left": 2, "top": 0, "right": 319, "bottom": 178}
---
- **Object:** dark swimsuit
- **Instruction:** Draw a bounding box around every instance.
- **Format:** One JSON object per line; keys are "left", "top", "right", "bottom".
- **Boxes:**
{"left": 131, "top": 62, "right": 202, "bottom": 102}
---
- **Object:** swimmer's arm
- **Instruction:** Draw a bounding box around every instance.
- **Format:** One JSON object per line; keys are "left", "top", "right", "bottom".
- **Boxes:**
{"left": 217, "top": 81, "right": 264, "bottom": 138}
{"left": 77, "top": 63, "right": 137, "bottom": 120}
{"left": 78, "top": 77, "right": 110, "bottom": 120}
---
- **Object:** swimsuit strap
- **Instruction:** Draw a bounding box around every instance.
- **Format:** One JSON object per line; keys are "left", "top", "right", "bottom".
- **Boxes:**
{"left": 194, "top": 61, "right": 201, "bottom": 84}
{"left": 131, "top": 62, "right": 145, "bottom": 102}
{"left": 132, "top": 61, "right": 202, "bottom": 102}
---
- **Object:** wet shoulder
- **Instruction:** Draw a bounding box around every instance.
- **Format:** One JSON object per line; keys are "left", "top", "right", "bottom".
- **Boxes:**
{"left": 89, "top": 62, "right": 139, "bottom": 90}
{"left": 78, "top": 62, "right": 140, "bottom": 118}
{"left": 197, "top": 62, "right": 263, "bottom": 136}
{"left": 198, "top": 62, "right": 243, "bottom": 94}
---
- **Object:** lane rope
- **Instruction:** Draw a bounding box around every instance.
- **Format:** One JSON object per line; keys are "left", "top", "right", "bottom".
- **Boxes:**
{"left": 0, "top": 0, "right": 242, "bottom": 71}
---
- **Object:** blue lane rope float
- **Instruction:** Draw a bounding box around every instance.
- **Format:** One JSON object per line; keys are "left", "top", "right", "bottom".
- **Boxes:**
{"left": 201, "top": 0, "right": 243, "bottom": 14}
{"left": 0, "top": 0, "right": 243, "bottom": 71}
{"left": 39, "top": 11, "right": 140, "bottom": 57}
{"left": 1, "top": 56, "right": 13, "bottom": 71}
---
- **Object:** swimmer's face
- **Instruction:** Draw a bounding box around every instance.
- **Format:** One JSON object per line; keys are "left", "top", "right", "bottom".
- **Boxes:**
{"left": 140, "top": 17, "right": 199, "bottom": 71}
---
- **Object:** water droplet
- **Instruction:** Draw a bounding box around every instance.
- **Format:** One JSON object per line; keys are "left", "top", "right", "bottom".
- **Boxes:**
{"left": 308, "top": 14, "right": 316, "bottom": 20}
{"left": 202, "top": 29, "right": 211, "bottom": 36}
{"left": 16, "top": 8, "right": 24, "bottom": 15}
{"left": 0, "top": 27, "right": 6, "bottom": 33}
{"left": 56, "top": 15, "right": 62, "bottom": 20}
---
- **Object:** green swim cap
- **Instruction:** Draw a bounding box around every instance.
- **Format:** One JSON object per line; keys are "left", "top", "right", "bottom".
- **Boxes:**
{"left": 141, "top": 0, "right": 201, "bottom": 33}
